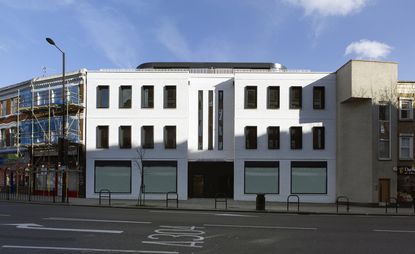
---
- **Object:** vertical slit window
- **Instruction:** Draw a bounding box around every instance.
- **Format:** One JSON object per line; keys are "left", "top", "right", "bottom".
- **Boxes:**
{"left": 164, "top": 126, "right": 176, "bottom": 149}
{"left": 198, "top": 91, "right": 203, "bottom": 150}
{"left": 119, "top": 86, "right": 132, "bottom": 108}
{"left": 267, "top": 86, "right": 280, "bottom": 109}
{"left": 208, "top": 90, "right": 213, "bottom": 150}
{"left": 96, "top": 126, "right": 109, "bottom": 149}
{"left": 267, "top": 126, "right": 280, "bottom": 149}
{"left": 245, "top": 126, "right": 257, "bottom": 149}
{"left": 379, "top": 103, "right": 390, "bottom": 159}
{"left": 290, "top": 127, "right": 302, "bottom": 149}
{"left": 119, "top": 126, "right": 131, "bottom": 149}
{"left": 218, "top": 90, "right": 224, "bottom": 150}
{"left": 290, "top": 86, "right": 302, "bottom": 109}
{"left": 142, "top": 126, "right": 154, "bottom": 149}
{"left": 164, "top": 86, "right": 176, "bottom": 108}
{"left": 141, "top": 86, "right": 154, "bottom": 108}
{"left": 313, "top": 87, "right": 325, "bottom": 109}
{"left": 97, "top": 86, "right": 109, "bottom": 108}
{"left": 244, "top": 86, "right": 257, "bottom": 109}
{"left": 313, "top": 127, "right": 325, "bottom": 150}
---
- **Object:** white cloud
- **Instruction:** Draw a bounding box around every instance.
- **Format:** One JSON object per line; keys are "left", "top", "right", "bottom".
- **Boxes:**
{"left": 284, "top": 0, "right": 369, "bottom": 17}
{"left": 344, "top": 39, "right": 392, "bottom": 60}
{"left": 155, "top": 19, "right": 192, "bottom": 61}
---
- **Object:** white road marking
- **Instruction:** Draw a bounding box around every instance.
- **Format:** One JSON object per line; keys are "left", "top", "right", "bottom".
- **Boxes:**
{"left": 0, "top": 214, "right": 10, "bottom": 217}
{"left": 149, "top": 210, "right": 257, "bottom": 218}
{"left": 373, "top": 229, "right": 415, "bottom": 233}
{"left": 3, "top": 223, "right": 123, "bottom": 234}
{"left": 1, "top": 245, "right": 178, "bottom": 253}
{"left": 44, "top": 217, "right": 151, "bottom": 224}
{"left": 204, "top": 224, "right": 317, "bottom": 231}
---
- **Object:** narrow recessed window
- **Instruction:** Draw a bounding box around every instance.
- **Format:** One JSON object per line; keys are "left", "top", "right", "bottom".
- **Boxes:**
{"left": 141, "top": 126, "right": 154, "bottom": 149}
{"left": 218, "top": 90, "right": 224, "bottom": 150}
{"left": 313, "top": 87, "right": 325, "bottom": 109}
{"left": 96, "top": 126, "right": 109, "bottom": 148}
{"left": 313, "top": 127, "right": 325, "bottom": 150}
{"left": 245, "top": 126, "right": 257, "bottom": 149}
{"left": 379, "top": 103, "right": 390, "bottom": 159}
{"left": 10, "top": 127, "right": 17, "bottom": 147}
{"left": 267, "top": 126, "right": 280, "bottom": 149}
{"left": 142, "top": 86, "right": 154, "bottom": 108}
{"left": 244, "top": 86, "right": 257, "bottom": 109}
{"left": 208, "top": 90, "right": 213, "bottom": 150}
{"left": 97, "top": 86, "right": 109, "bottom": 108}
{"left": 290, "top": 127, "right": 302, "bottom": 149}
{"left": 198, "top": 91, "right": 203, "bottom": 150}
{"left": 119, "top": 86, "right": 132, "bottom": 108}
{"left": 399, "top": 134, "right": 413, "bottom": 160}
{"left": 0, "top": 100, "right": 7, "bottom": 116}
{"left": 399, "top": 99, "right": 413, "bottom": 120}
{"left": 164, "top": 86, "right": 176, "bottom": 108}
{"left": 267, "top": 86, "right": 280, "bottom": 109}
{"left": 164, "top": 126, "right": 176, "bottom": 149}
{"left": 290, "top": 86, "right": 302, "bottom": 109}
{"left": 119, "top": 126, "right": 131, "bottom": 149}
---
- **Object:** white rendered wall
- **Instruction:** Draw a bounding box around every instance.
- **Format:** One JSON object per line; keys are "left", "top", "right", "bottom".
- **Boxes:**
{"left": 85, "top": 71, "right": 189, "bottom": 200}
{"left": 234, "top": 72, "right": 336, "bottom": 203}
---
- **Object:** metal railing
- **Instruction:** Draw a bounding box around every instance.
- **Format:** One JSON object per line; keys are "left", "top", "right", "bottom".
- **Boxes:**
{"left": 336, "top": 196, "right": 350, "bottom": 213}
{"left": 98, "top": 189, "right": 111, "bottom": 206}
{"left": 287, "top": 195, "right": 300, "bottom": 212}
{"left": 215, "top": 193, "right": 228, "bottom": 209}
{"left": 166, "top": 192, "right": 178, "bottom": 208}
{"left": 385, "top": 197, "right": 399, "bottom": 214}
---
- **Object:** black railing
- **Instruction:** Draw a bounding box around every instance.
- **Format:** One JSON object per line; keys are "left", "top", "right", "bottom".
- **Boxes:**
{"left": 287, "top": 195, "right": 300, "bottom": 212}
{"left": 385, "top": 197, "right": 399, "bottom": 214}
{"left": 336, "top": 196, "right": 350, "bottom": 213}
{"left": 99, "top": 189, "right": 111, "bottom": 206}
{"left": 0, "top": 185, "right": 57, "bottom": 203}
{"left": 215, "top": 193, "right": 228, "bottom": 209}
{"left": 166, "top": 192, "right": 179, "bottom": 208}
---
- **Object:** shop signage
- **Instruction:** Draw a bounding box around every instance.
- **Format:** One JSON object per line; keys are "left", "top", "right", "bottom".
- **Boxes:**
{"left": 398, "top": 166, "right": 415, "bottom": 175}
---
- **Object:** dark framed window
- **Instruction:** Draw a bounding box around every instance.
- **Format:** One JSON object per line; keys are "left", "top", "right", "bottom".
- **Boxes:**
{"left": 218, "top": 90, "right": 224, "bottom": 150}
{"left": 198, "top": 91, "right": 203, "bottom": 150}
{"left": 164, "top": 86, "right": 176, "bottom": 108}
{"left": 290, "top": 86, "right": 302, "bottom": 109}
{"left": 245, "top": 126, "right": 257, "bottom": 149}
{"left": 119, "top": 126, "right": 131, "bottom": 149}
{"left": 290, "top": 127, "right": 302, "bottom": 149}
{"left": 208, "top": 90, "right": 213, "bottom": 150}
{"left": 141, "top": 126, "right": 154, "bottom": 149}
{"left": 119, "top": 86, "right": 132, "bottom": 108}
{"left": 244, "top": 161, "right": 279, "bottom": 194}
{"left": 313, "top": 86, "right": 325, "bottom": 109}
{"left": 313, "top": 127, "right": 325, "bottom": 150}
{"left": 143, "top": 161, "right": 177, "bottom": 193}
{"left": 291, "top": 161, "right": 327, "bottom": 194}
{"left": 96, "top": 126, "right": 109, "bottom": 148}
{"left": 164, "top": 126, "right": 176, "bottom": 149}
{"left": 141, "top": 86, "right": 154, "bottom": 108}
{"left": 244, "top": 86, "right": 257, "bottom": 109}
{"left": 267, "top": 86, "right": 280, "bottom": 109}
{"left": 94, "top": 160, "right": 131, "bottom": 193}
{"left": 97, "top": 86, "right": 109, "bottom": 108}
{"left": 267, "top": 126, "right": 280, "bottom": 149}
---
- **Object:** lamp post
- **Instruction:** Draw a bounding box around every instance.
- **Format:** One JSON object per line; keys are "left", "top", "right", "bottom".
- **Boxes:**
{"left": 46, "top": 37, "right": 67, "bottom": 203}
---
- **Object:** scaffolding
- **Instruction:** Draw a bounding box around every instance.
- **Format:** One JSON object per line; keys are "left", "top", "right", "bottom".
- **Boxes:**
{"left": 14, "top": 76, "right": 85, "bottom": 199}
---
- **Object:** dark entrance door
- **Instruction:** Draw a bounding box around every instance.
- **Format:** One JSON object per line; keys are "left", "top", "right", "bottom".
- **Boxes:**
{"left": 188, "top": 162, "right": 233, "bottom": 198}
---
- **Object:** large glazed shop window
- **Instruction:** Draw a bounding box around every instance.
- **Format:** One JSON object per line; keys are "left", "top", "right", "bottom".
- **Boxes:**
{"left": 143, "top": 161, "right": 177, "bottom": 193}
{"left": 291, "top": 161, "right": 327, "bottom": 194}
{"left": 94, "top": 160, "right": 131, "bottom": 193}
{"left": 244, "top": 161, "right": 279, "bottom": 194}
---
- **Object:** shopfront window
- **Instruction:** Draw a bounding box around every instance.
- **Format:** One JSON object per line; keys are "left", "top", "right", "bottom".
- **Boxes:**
{"left": 143, "top": 161, "right": 177, "bottom": 193}
{"left": 94, "top": 160, "right": 131, "bottom": 193}
{"left": 244, "top": 161, "right": 279, "bottom": 194}
{"left": 291, "top": 161, "right": 327, "bottom": 194}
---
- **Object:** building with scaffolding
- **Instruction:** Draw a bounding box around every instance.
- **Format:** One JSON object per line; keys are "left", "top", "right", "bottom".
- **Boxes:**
{"left": 0, "top": 70, "right": 85, "bottom": 199}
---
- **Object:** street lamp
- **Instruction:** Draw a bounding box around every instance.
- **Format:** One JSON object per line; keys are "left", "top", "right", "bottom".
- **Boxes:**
{"left": 46, "top": 37, "right": 67, "bottom": 203}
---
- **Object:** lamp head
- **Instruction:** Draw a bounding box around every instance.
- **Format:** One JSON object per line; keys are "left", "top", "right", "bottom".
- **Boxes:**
{"left": 46, "top": 37, "right": 55, "bottom": 46}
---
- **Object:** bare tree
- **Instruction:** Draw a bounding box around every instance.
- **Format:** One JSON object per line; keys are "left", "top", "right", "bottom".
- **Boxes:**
{"left": 134, "top": 147, "right": 146, "bottom": 206}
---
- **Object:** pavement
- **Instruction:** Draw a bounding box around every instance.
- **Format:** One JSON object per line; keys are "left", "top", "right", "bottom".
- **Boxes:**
{"left": 57, "top": 197, "right": 415, "bottom": 216}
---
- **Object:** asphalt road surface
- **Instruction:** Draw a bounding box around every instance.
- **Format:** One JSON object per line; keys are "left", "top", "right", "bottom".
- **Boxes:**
{"left": 0, "top": 202, "right": 414, "bottom": 253}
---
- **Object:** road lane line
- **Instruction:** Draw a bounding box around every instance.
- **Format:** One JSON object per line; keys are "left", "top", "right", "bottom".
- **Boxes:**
{"left": 1, "top": 245, "right": 179, "bottom": 253}
{"left": 4, "top": 223, "right": 123, "bottom": 234}
{"left": 373, "top": 229, "right": 415, "bottom": 233}
{"left": 149, "top": 210, "right": 258, "bottom": 217}
{"left": 0, "top": 214, "right": 10, "bottom": 217}
{"left": 44, "top": 217, "right": 152, "bottom": 224}
{"left": 204, "top": 224, "right": 317, "bottom": 231}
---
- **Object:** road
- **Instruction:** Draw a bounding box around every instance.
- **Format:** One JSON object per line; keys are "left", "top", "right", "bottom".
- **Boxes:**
{"left": 0, "top": 202, "right": 414, "bottom": 253}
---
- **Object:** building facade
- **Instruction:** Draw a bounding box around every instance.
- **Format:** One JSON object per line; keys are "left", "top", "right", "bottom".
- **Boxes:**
{"left": 1, "top": 60, "right": 413, "bottom": 205}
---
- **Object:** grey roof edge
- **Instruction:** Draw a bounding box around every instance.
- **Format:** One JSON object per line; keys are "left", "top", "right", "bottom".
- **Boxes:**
{"left": 137, "top": 62, "right": 282, "bottom": 70}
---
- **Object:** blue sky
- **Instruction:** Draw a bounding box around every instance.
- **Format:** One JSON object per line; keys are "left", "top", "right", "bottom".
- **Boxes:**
{"left": 0, "top": 0, "right": 414, "bottom": 86}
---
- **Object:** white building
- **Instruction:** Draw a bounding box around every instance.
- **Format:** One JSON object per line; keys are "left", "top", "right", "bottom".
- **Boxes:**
{"left": 85, "top": 62, "right": 336, "bottom": 203}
